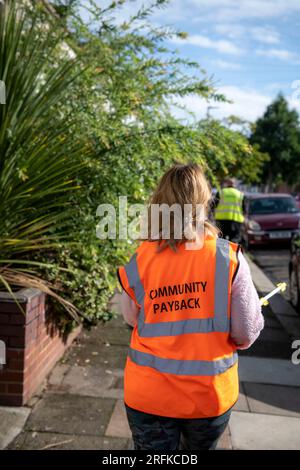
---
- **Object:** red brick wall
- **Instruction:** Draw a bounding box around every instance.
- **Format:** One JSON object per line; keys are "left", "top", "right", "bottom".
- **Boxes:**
{"left": 0, "top": 288, "right": 81, "bottom": 406}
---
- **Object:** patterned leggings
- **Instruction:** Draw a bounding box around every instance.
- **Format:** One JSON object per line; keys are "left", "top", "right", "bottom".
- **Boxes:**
{"left": 125, "top": 403, "right": 231, "bottom": 451}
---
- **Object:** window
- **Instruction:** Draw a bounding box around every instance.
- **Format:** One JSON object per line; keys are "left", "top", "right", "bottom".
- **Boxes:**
{"left": 249, "top": 197, "right": 299, "bottom": 215}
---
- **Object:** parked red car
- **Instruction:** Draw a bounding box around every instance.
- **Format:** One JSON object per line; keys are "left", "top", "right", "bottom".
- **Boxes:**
{"left": 242, "top": 193, "right": 300, "bottom": 248}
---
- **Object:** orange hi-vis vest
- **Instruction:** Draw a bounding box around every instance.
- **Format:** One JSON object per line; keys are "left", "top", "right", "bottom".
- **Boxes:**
{"left": 118, "top": 236, "right": 240, "bottom": 419}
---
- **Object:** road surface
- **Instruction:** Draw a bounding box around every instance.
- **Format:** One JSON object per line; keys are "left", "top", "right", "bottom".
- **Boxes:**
{"left": 241, "top": 246, "right": 292, "bottom": 360}
{"left": 248, "top": 246, "right": 290, "bottom": 301}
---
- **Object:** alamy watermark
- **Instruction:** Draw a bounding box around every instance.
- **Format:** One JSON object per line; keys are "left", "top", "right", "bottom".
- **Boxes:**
{"left": 96, "top": 197, "right": 206, "bottom": 249}
{"left": 291, "top": 339, "right": 300, "bottom": 365}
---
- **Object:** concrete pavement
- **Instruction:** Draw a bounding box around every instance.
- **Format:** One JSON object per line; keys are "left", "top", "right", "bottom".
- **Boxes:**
{"left": 0, "top": 407, "right": 30, "bottom": 450}
{"left": 1, "top": 258, "right": 300, "bottom": 451}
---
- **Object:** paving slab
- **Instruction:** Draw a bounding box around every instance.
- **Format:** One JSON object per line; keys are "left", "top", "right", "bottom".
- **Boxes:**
{"left": 98, "top": 327, "right": 132, "bottom": 346}
{"left": 59, "top": 365, "right": 124, "bottom": 400}
{"left": 92, "top": 344, "right": 129, "bottom": 369}
{"left": 61, "top": 365, "right": 117, "bottom": 397}
{"left": 233, "top": 383, "right": 249, "bottom": 412}
{"left": 25, "top": 393, "right": 116, "bottom": 436}
{"left": 48, "top": 363, "right": 71, "bottom": 388}
{"left": 216, "top": 426, "right": 232, "bottom": 450}
{"left": 238, "top": 356, "right": 300, "bottom": 386}
{"left": 64, "top": 342, "right": 129, "bottom": 369}
{"left": 0, "top": 406, "right": 30, "bottom": 450}
{"left": 99, "top": 389, "right": 124, "bottom": 400}
{"left": 108, "top": 316, "right": 130, "bottom": 329}
{"left": 243, "top": 382, "right": 300, "bottom": 418}
{"left": 105, "top": 399, "right": 131, "bottom": 438}
{"left": 81, "top": 319, "right": 131, "bottom": 346}
{"left": 230, "top": 411, "right": 300, "bottom": 450}
{"left": 8, "top": 431, "right": 130, "bottom": 450}
{"left": 127, "top": 439, "right": 134, "bottom": 450}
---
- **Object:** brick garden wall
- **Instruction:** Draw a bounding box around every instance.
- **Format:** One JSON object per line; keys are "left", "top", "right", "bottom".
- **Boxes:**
{"left": 0, "top": 288, "right": 81, "bottom": 406}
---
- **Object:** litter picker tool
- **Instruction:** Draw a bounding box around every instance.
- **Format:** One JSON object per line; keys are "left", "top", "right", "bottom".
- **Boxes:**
{"left": 260, "top": 282, "right": 287, "bottom": 306}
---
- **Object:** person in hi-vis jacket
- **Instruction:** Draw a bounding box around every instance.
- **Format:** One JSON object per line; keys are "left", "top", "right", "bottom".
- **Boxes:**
{"left": 117, "top": 163, "right": 263, "bottom": 451}
{"left": 214, "top": 178, "right": 245, "bottom": 243}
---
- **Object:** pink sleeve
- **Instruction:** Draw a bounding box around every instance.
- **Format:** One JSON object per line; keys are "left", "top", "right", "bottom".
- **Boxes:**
{"left": 120, "top": 290, "right": 140, "bottom": 327}
{"left": 230, "top": 250, "right": 264, "bottom": 349}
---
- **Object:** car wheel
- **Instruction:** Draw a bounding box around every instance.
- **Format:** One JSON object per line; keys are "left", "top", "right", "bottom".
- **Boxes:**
{"left": 289, "top": 268, "right": 300, "bottom": 311}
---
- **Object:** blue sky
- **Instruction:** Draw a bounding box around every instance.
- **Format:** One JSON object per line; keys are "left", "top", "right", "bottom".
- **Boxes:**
{"left": 81, "top": 0, "right": 300, "bottom": 122}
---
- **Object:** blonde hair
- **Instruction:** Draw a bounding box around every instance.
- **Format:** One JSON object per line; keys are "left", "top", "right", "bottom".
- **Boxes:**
{"left": 145, "top": 163, "right": 219, "bottom": 251}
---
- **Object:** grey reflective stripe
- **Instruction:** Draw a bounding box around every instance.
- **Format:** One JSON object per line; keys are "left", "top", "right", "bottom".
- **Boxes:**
{"left": 214, "top": 238, "right": 230, "bottom": 330}
{"left": 139, "top": 317, "right": 229, "bottom": 337}
{"left": 125, "top": 253, "right": 145, "bottom": 332}
{"left": 128, "top": 347, "right": 238, "bottom": 376}
{"left": 217, "top": 202, "right": 243, "bottom": 209}
{"left": 215, "top": 209, "right": 243, "bottom": 215}
{"left": 124, "top": 238, "right": 231, "bottom": 336}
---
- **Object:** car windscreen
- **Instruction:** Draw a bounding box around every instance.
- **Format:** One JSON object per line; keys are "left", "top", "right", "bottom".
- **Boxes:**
{"left": 249, "top": 197, "right": 299, "bottom": 215}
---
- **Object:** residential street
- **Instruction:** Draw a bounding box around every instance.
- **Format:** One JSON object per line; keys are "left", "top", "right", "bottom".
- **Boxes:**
{"left": 2, "top": 0, "right": 300, "bottom": 457}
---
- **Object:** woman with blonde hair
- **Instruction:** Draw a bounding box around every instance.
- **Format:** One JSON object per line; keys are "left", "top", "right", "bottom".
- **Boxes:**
{"left": 117, "top": 163, "right": 263, "bottom": 450}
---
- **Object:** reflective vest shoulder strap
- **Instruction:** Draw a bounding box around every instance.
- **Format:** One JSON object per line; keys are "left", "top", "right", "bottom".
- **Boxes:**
{"left": 214, "top": 237, "right": 230, "bottom": 330}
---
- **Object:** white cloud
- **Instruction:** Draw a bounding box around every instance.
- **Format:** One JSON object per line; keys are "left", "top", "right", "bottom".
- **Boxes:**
{"left": 145, "top": 0, "right": 300, "bottom": 25}
{"left": 171, "top": 34, "right": 243, "bottom": 55}
{"left": 210, "top": 59, "right": 242, "bottom": 70}
{"left": 250, "top": 27, "right": 280, "bottom": 44}
{"left": 256, "top": 48, "right": 299, "bottom": 62}
{"left": 214, "top": 24, "right": 245, "bottom": 39}
{"left": 189, "top": 0, "right": 300, "bottom": 22}
{"left": 214, "top": 24, "right": 280, "bottom": 44}
{"left": 172, "top": 86, "right": 271, "bottom": 122}
{"left": 83, "top": 0, "right": 300, "bottom": 26}
{"left": 217, "top": 86, "right": 271, "bottom": 121}
{"left": 265, "top": 82, "right": 290, "bottom": 91}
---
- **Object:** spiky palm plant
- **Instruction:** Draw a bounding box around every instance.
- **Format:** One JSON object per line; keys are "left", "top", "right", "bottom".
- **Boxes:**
{"left": 0, "top": 0, "right": 88, "bottom": 321}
